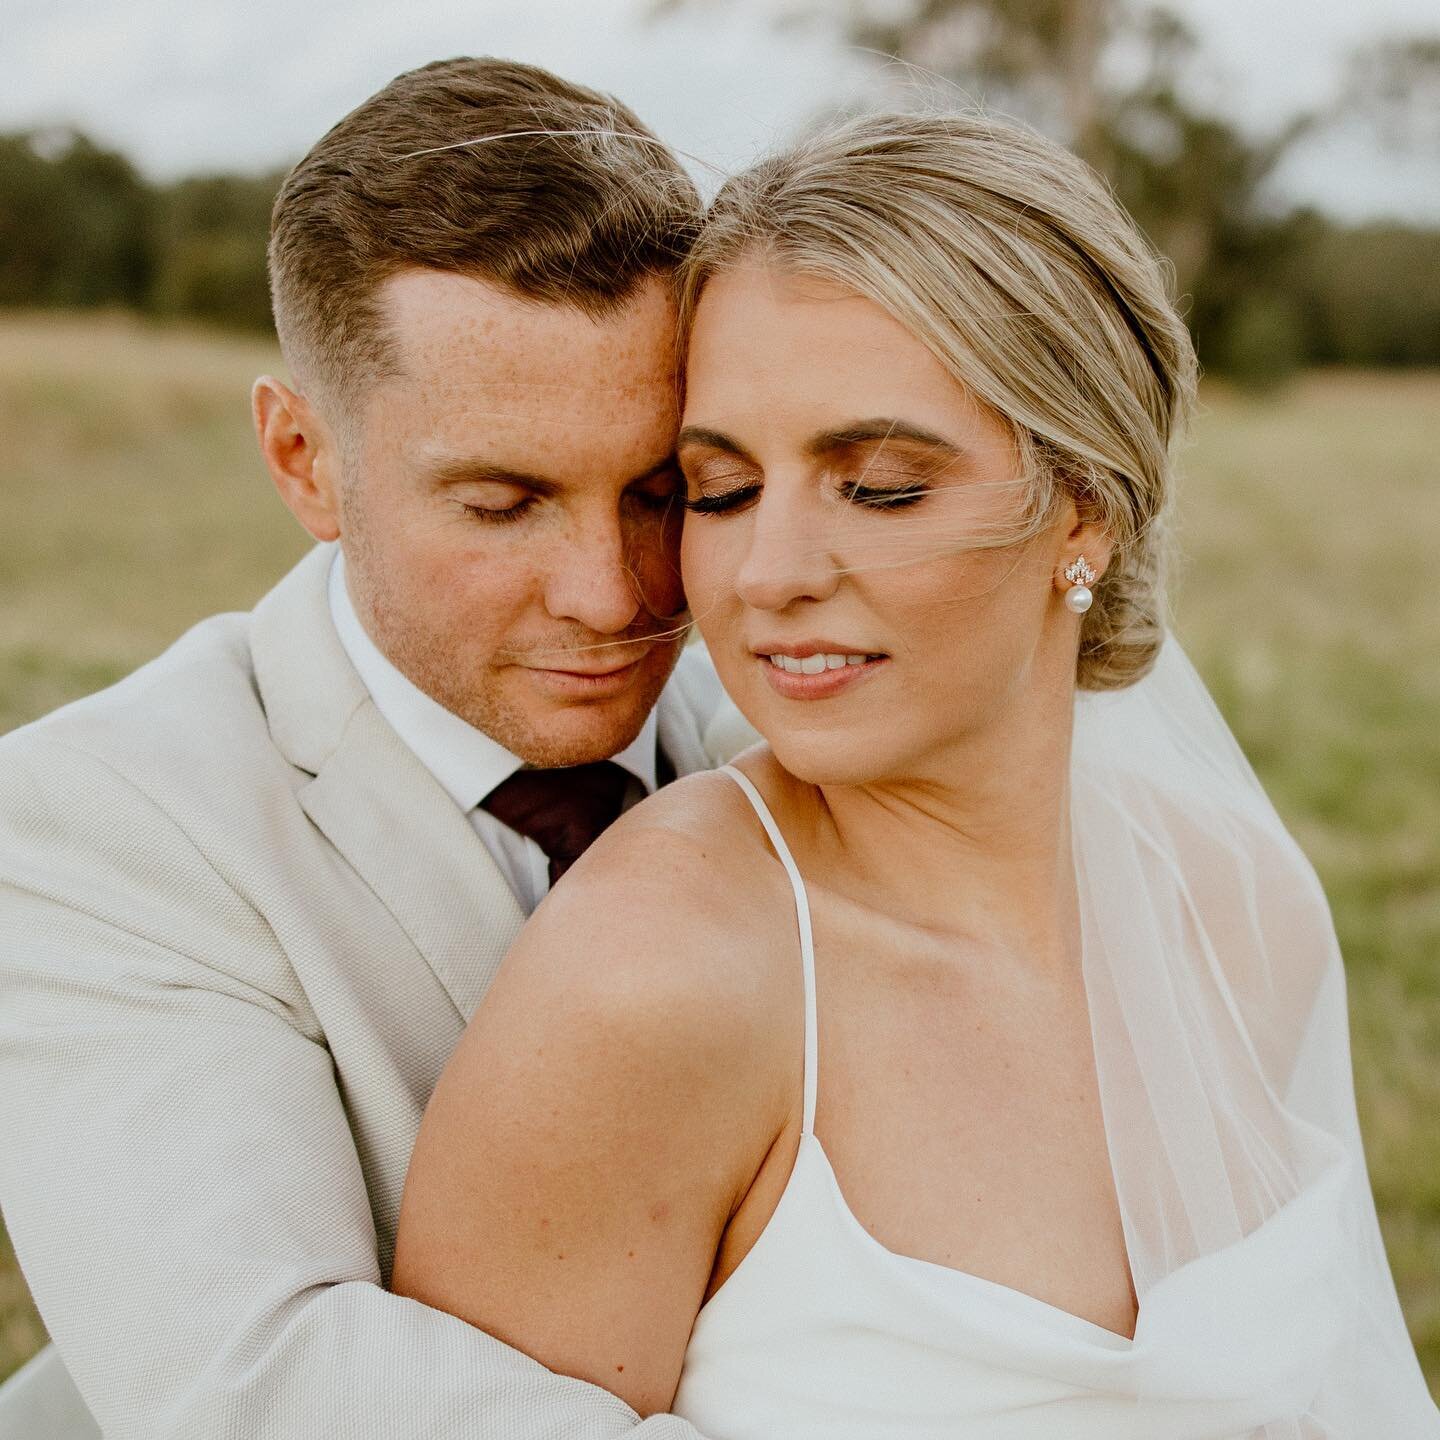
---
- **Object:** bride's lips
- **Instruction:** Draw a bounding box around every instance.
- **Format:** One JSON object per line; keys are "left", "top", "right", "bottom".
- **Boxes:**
{"left": 754, "top": 644, "right": 889, "bottom": 701}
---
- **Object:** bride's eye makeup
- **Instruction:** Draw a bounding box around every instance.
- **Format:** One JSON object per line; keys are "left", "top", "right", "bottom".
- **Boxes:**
{"left": 677, "top": 422, "right": 953, "bottom": 517}
{"left": 843, "top": 484, "right": 928, "bottom": 509}
{"left": 680, "top": 453, "right": 762, "bottom": 516}
{"left": 834, "top": 446, "right": 939, "bottom": 510}
{"left": 683, "top": 482, "right": 761, "bottom": 516}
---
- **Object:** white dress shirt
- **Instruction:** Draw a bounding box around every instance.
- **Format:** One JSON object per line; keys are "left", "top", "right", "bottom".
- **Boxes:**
{"left": 328, "top": 552, "right": 659, "bottom": 916}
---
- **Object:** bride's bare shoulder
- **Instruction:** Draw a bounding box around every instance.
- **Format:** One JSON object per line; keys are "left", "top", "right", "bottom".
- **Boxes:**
{"left": 404, "top": 759, "right": 802, "bottom": 1406}
{"left": 558, "top": 754, "right": 789, "bottom": 921}
{"left": 495, "top": 753, "right": 799, "bottom": 1075}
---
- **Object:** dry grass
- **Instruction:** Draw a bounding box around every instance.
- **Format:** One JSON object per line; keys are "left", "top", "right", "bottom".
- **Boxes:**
{"left": 1, "top": 313, "right": 1436, "bottom": 1397}
{"left": 1173, "top": 370, "right": 1440, "bottom": 1389}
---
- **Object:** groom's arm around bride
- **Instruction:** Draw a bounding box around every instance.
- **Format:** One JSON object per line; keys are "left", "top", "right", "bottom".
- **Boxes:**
{"left": 0, "top": 57, "right": 744, "bottom": 1439}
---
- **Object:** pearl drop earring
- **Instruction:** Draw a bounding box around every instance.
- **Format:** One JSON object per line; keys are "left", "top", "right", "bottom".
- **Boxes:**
{"left": 1063, "top": 556, "right": 1097, "bottom": 614}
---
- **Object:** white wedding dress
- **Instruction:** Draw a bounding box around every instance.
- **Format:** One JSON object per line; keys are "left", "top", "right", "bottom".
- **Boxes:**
{"left": 669, "top": 663, "right": 1440, "bottom": 1440}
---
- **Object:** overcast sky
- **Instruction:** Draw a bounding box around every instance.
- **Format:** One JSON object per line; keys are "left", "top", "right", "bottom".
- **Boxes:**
{"left": 3, "top": 0, "right": 1437, "bottom": 221}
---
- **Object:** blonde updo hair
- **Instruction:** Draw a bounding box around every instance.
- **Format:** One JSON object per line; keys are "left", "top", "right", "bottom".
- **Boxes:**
{"left": 677, "top": 111, "right": 1197, "bottom": 691}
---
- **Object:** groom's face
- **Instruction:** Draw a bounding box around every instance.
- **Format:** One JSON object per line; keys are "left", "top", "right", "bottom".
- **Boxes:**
{"left": 337, "top": 269, "right": 687, "bottom": 767}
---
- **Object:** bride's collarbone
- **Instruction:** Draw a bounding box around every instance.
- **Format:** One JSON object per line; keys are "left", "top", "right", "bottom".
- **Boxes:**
{"left": 726, "top": 891, "right": 1138, "bottom": 1339}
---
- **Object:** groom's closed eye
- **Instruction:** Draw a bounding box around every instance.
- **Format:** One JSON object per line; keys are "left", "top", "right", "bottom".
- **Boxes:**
{"left": 456, "top": 479, "right": 541, "bottom": 523}
{"left": 424, "top": 454, "right": 683, "bottom": 523}
{"left": 623, "top": 463, "right": 686, "bottom": 515}
{"left": 426, "top": 458, "right": 559, "bottom": 525}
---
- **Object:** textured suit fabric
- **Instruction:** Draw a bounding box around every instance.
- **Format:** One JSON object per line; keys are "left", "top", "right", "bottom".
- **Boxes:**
{"left": 0, "top": 543, "right": 748, "bottom": 1439}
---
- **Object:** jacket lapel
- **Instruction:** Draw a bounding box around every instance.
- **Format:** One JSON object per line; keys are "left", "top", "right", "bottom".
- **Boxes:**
{"left": 247, "top": 548, "right": 755, "bottom": 1021}
{"left": 251, "top": 544, "right": 524, "bottom": 1021}
{"left": 299, "top": 707, "right": 525, "bottom": 1021}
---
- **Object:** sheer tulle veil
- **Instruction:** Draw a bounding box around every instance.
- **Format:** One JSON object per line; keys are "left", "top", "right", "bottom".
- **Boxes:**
{"left": 1070, "top": 635, "right": 1438, "bottom": 1433}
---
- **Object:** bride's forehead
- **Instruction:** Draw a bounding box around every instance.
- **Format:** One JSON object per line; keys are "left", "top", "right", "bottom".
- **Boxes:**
{"left": 689, "top": 265, "right": 908, "bottom": 348}
{"left": 685, "top": 269, "right": 999, "bottom": 446}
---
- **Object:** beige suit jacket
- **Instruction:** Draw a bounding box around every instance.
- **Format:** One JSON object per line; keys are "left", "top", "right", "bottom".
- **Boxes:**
{"left": 0, "top": 545, "right": 750, "bottom": 1439}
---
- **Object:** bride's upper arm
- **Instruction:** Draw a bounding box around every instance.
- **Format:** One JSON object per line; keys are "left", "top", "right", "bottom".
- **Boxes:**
{"left": 391, "top": 799, "right": 783, "bottom": 1418}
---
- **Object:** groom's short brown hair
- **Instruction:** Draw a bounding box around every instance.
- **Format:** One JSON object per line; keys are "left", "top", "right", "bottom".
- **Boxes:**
{"left": 268, "top": 56, "right": 700, "bottom": 412}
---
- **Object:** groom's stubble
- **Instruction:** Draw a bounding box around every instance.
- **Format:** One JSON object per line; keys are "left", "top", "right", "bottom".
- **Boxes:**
{"left": 332, "top": 269, "right": 688, "bottom": 769}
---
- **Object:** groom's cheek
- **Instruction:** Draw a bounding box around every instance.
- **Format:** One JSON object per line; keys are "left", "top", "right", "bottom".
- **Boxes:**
{"left": 627, "top": 517, "right": 686, "bottom": 623}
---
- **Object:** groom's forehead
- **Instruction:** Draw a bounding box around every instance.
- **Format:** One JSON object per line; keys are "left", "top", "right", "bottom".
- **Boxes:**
{"left": 382, "top": 268, "right": 678, "bottom": 390}
{"left": 371, "top": 274, "right": 680, "bottom": 462}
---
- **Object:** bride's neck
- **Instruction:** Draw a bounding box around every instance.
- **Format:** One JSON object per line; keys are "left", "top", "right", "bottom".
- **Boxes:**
{"left": 809, "top": 689, "right": 1078, "bottom": 966}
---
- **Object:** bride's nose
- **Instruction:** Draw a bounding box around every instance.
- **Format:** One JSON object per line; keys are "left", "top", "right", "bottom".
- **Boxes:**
{"left": 734, "top": 481, "right": 841, "bottom": 611}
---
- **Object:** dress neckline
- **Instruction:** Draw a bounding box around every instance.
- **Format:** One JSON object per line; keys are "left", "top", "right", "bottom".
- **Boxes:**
{"left": 801, "top": 1133, "right": 1136, "bottom": 1347}
{"left": 714, "top": 762, "right": 1140, "bottom": 1348}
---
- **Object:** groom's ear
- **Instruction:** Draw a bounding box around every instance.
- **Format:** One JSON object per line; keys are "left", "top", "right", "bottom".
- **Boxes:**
{"left": 253, "top": 376, "right": 344, "bottom": 542}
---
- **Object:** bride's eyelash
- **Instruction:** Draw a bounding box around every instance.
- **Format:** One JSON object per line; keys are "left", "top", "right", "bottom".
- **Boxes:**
{"left": 683, "top": 484, "right": 760, "bottom": 516}
{"left": 683, "top": 479, "right": 930, "bottom": 517}
{"left": 843, "top": 483, "right": 929, "bottom": 509}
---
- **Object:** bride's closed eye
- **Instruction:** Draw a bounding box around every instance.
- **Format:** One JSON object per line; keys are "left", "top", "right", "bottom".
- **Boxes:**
{"left": 682, "top": 472, "right": 932, "bottom": 517}
{"left": 683, "top": 482, "right": 761, "bottom": 516}
{"left": 840, "top": 481, "right": 929, "bottom": 509}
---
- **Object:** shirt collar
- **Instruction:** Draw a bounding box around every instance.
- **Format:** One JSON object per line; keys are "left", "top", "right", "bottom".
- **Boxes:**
{"left": 328, "top": 551, "right": 658, "bottom": 812}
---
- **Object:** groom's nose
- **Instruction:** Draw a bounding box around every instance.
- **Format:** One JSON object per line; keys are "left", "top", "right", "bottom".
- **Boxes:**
{"left": 542, "top": 508, "right": 644, "bottom": 635}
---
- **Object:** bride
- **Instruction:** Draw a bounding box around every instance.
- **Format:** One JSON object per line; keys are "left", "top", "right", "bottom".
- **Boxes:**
{"left": 391, "top": 111, "right": 1439, "bottom": 1436}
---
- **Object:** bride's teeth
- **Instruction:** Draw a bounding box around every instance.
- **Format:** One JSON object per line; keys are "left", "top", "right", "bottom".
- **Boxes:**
{"left": 767, "top": 651, "right": 875, "bottom": 674}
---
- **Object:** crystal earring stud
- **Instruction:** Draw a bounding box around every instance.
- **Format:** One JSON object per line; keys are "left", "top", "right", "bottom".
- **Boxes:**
{"left": 1063, "top": 556, "right": 1097, "bottom": 614}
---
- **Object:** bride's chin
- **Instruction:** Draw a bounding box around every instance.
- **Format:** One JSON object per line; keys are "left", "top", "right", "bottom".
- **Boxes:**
{"left": 762, "top": 733, "right": 896, "bottom": 790}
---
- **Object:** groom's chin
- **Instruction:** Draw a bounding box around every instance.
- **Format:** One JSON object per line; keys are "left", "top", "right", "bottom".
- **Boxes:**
{"left": 478, "top": 653, "right": 680, "bottom": 769}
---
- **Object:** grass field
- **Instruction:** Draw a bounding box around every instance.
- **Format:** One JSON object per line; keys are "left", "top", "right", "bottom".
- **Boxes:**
{"left": 1, "top": 312, "right": 1437, "bottom": 1398}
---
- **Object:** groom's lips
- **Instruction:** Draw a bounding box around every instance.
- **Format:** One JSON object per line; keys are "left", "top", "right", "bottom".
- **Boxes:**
{"left": 517, "top": 645, "right": 655, "bottom": 699}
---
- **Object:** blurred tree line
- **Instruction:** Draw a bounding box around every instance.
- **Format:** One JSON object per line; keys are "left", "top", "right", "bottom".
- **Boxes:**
{"left": 3, "top": 5, "right": 1439, "bottom": 385}
{"left": 0, "top": 127, "right": 278, "bottom": 332}
{"left": 658, "top": 0, "right": 1440, "bottom": 384}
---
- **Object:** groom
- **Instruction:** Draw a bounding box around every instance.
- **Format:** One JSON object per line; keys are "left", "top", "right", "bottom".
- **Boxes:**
{"left": 0, "top": 58, "right": 746, "bottom": 1439}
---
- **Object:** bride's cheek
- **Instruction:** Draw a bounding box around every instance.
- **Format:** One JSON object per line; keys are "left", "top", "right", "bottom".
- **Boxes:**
{"left": 681, "top": 534, "right": 733, "bottom": 623}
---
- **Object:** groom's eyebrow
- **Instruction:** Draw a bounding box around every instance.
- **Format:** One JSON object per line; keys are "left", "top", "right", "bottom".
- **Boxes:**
{"left": 428, "top": 458, "right": 562, "bottom": 496}
{"left": 426, "top": 455, "right": 679, "bottom": 493}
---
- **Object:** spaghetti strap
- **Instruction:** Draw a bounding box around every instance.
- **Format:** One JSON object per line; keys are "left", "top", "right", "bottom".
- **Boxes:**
{"left": 718, "top": 764, "right": 819, "bottom": 1136}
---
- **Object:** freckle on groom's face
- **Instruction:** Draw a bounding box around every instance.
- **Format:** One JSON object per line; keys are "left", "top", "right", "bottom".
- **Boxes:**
{"left": 338, "top": 269, "right": 687, "bottom": 766}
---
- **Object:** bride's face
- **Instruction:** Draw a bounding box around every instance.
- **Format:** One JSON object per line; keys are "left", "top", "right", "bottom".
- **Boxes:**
{"left": 679, "top": 263, "right": 1088, "bottom": 786}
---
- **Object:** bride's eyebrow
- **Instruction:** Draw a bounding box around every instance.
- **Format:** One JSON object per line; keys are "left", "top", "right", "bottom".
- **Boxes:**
{"left": 807, "top": 418, "right": 965, "bottom": 461}
{"left": 675, "top": 426, "right": 753, "bottom": 461}
{"left": 676, "top": 421, "right": 966, "bottom": 465}
{"left": 671, "top": 423, "right": 743, "bottom": 452}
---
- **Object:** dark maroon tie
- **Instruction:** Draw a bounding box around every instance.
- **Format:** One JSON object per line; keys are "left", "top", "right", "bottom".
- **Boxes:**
{"left": 480, "top": 761, "right": 632, "bottom": 885}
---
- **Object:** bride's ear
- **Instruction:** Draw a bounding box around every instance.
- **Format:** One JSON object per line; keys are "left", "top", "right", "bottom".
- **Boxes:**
{"left": 1052, "top": 498, "right": 1115, "bottom": 592}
